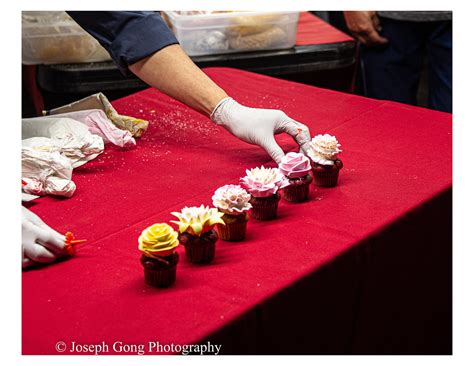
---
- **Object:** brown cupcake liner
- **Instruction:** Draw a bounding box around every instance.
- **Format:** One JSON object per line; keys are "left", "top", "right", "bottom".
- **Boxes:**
{"left": 143, "top": 266, "right": 177, "bottom": 288}
{"left": 311, "top": 160, "right": 343, "bottom": 187}
{"left": 217, "top": 213, "right": 249, "bottom": 241}
{"left": 249, "top": 193, "right": 280, "bottom": 220}
{"left": 140, "top": 253, "right": 179, "bottom": 288}
{"left": 282, "top": 174, "right": 313, "bottom": 202}
{"left": 184, "top": 241, "right": 215, "bottom": 263}
{"left": 180, "top": 230, "right": 218, "bottom": 264}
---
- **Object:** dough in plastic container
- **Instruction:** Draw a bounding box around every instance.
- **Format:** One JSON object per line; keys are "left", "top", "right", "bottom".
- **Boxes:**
{"left": 227, "top": 14, "right": 285, "bottom": 36}
{"left": 229, "top": 26, "right": 286, "bottom": 51}
{"left": 36, "top": 35, "right": 110, "bottom": 64}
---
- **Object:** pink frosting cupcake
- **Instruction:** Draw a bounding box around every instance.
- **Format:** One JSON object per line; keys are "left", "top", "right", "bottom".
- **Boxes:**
{"left": 240, "top": 166, "right": 289, "bottom": 220}
{"left": 278, "top": 152, "right": 313, "bottom": 202}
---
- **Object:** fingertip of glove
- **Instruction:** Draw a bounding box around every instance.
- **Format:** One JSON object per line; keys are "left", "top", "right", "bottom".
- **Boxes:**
{"left": 271, "top": 149, "right": 284, "bottom": 164}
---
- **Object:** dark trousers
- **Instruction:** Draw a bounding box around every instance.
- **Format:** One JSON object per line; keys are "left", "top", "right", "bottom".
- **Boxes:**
{"left": 360, "top": 17, "right": 452, "bottom": 113}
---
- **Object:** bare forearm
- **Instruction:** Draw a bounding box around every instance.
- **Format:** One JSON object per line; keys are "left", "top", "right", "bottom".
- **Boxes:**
{"left": 129, "top": 44, "right": 228, "bottom": 116}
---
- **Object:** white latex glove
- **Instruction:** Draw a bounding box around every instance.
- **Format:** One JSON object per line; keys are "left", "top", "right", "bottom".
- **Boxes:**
{"left": 22, "top": 207, "right": 65, "bottom": 268}
{"left": 211, "top": 97, "right": 311, "bottom": 163}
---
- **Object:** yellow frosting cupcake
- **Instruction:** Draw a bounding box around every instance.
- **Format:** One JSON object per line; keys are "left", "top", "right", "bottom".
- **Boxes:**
{"left": 171, "top": 205, "right": 225, "bottom": 237}
{"left": 138, "top": 223, "right": 179, "bottom": 259}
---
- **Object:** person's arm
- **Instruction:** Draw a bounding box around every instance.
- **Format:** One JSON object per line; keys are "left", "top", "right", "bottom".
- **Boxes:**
{"left": 69, "top": 11, "right": 311, "bottom": 163}
{"left": 130, "top": 47, "right": 311, "bottom": 162}
{"left": 129, "top": 44, "right": 227, "bottom": 116}
{"left": 67, "top": 11, "right": 179, "bottom": 75}
{"left": 343, "top": 11, "right": 388, "bottom": 46}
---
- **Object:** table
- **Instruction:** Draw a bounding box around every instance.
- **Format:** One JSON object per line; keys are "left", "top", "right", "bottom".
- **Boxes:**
{"left": 24, "top": 13, "right": 356, "bottom": 115}
{"left": 22, "top": 67, "right": 452, "bottom": 355}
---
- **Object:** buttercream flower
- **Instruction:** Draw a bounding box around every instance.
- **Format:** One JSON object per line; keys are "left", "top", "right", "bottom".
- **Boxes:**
{"left": 240, "top": 166, "right": 289, "bottom": 198}
{"left": 307, "top": 134, "right": 342, "bottom": 165}
{"left": 138, "top": 223, "right": 179, "bottom": 259}
{"left": 171, "top": 205, "right": 225, "bottom": 236}
{"left": 212, "top": 184, "right": 252, "bottom": 215}
{"left": 278, "top": 152, "right": 311, "bottom": 178}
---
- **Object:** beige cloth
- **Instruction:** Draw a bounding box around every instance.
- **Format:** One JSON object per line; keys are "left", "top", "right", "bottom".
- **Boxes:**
{"left": 45, "top": 93, "right": 149, "bottom": 137}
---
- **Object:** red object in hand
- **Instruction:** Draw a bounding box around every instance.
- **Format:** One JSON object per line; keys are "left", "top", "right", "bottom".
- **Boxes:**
{"left": 64, "top": 231, "right": 87, "bottom": 256}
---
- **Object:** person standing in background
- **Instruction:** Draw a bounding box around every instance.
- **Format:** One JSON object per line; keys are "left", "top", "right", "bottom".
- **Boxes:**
{"left": 343, "top": 11, "right": 452, "bottom": 113}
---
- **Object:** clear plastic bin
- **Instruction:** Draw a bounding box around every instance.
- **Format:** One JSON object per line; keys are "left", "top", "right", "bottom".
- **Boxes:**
{"left": 163, "top": 11, "right": 300, "bottom": 56}
{"left": 22, "top": 11, "right": 111, "bottom": 65}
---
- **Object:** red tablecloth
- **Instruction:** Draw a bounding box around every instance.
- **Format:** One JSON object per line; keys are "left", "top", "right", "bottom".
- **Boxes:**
{"left": 22, "top": 68, "right": 451, "bottom": 355}
{"left": 296, "top": 12, "right": 353, "bottom": 46}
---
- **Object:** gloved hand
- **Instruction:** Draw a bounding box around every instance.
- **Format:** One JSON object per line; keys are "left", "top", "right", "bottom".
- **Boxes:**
{"left": 22, "top": 206, "right": 65, "bottom": 269}
{"left": 211, "top": 97, "right": 311, "bottom": 163}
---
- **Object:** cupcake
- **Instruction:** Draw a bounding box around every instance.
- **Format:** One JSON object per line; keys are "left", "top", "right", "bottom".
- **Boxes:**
{"left": 240, "top": 166, "right": 289, "bottom": 220}
{"left": 171, "top": 205, "right": 224, "bottom": 264}
{"left": 278, "top": 152, "right": 313, "bottom": 202}
{"left": 308, "top": 134, "right": 343, "bottom": 187}
{"left": 138, "top": 223, "right": 179, "bottom": 288}
{"left": 212, "top": 184, "right": 252, "bottom": 241}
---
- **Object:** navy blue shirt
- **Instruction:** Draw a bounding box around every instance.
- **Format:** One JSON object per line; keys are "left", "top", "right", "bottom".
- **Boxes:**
{"left": 67, "top": 11, "right": 179, "bottom": 74}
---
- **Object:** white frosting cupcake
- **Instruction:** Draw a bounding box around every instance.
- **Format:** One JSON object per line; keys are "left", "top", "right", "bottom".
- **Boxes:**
{"left": 308, "top": 134, "right": 342, "bottom": 165}
{"left": 212, "top": 184, "right": 252, "bottom": 215}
